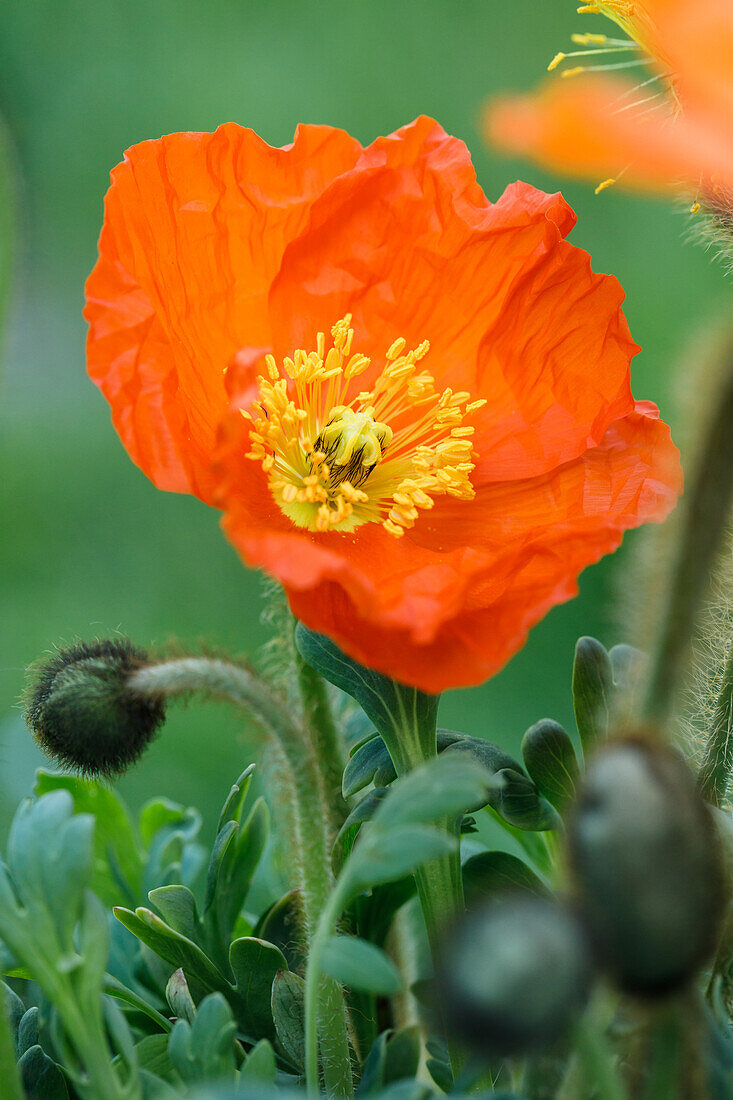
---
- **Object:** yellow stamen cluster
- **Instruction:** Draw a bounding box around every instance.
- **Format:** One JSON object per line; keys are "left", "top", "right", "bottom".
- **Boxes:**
{"left": 243, "top": 316, "right": 486, "bottom": 538}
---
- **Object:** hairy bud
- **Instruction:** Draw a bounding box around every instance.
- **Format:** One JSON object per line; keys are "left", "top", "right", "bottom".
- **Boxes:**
{"left": 24, "top": 639, "right": 165, "bottom": 778}
{"left": 568, "top": 736, "right": 727, "bottom": 995}
{"left": 435, "top": 895, "right": 592, "bottom": 1055}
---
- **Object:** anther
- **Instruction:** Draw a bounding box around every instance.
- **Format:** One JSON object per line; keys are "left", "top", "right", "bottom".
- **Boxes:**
{"left": 386, "top": 337, "right": 407, "bottom": 361}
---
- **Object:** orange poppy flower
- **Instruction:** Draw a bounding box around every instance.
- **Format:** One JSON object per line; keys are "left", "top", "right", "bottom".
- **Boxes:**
{"left": 485, "top": 0, "right": 733, "bottom": 203}
{"left": 85, "top": 117, "right": 681, "bottom": 692}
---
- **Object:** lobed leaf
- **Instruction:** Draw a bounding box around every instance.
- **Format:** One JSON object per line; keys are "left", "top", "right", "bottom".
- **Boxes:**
{"left": 271, "top": 970, "right": 305, "bottom": 1072}
{"left": 168, "top": 992, "right": 237, "bottom": 1084}
{"left": 229, "top": 937, "right": 287, "bottom": 1042}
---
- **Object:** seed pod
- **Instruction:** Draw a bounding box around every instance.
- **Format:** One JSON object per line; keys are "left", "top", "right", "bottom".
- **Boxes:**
{"left": 435, "top": 895, "right": 592, "bottom": 1055}
{"left": 568, "top": 736, "right": 727, "bottom": 995}
{"left": 24, "top": 638, "right": 165, "bottom": 778}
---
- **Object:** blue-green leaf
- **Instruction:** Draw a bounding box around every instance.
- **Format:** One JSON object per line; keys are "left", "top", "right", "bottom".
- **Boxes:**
{"left": 240, "top": 1038, "right": 276, "bottom": 1084}
{"left": 462, "top": 851, "right": 549, "bottom": 902}
{"left": 18, "top": 1046, "right": 68, "bottom": 1100}
{"left": 229, "top": 937, "right": 286, "bottom": 1042}
{"left": 353, "top": 825, "right": 456, "bottom": 890}
{"left": 492, "top": 769, "right": 561, "bottom": 831}
{"left": 271, "top": 970, "right": 305, "bottom": 1072}
{"left": 322, "top": 935, "right": 402, "bottom": 995}
{"left": 294, "top": 625, "right": 438, "bottom": 742}
{"left": 34, "top": 770, "right": 142, "bottom": 906}
{"left": 168, "top": 993, "right": 237, "bottom": 1084}
{"left": 521, "top": 720, "right": 579, "bottom": 811}
{"left": 373, "top": 756, "right": 496, "bottom": 829}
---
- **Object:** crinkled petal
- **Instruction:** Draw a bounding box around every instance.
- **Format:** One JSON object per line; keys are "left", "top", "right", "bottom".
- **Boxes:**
{"left": 84, "top": 122, "right": 363, "bottom": 500}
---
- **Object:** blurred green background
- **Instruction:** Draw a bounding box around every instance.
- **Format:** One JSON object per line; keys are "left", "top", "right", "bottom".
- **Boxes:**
{"left": 0, "top": 0, "right": 726, "bottom": 839}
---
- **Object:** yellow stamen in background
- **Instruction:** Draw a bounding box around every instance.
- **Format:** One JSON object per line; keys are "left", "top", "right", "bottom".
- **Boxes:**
{"left": 595, "top": 178, "right": 616, "bottom": 193}
{"left": 690, "top": 202, "right": 701, "bottom": 215}
{"left": 548, "top": 52, "right": 566, "bottom": 71}
{"left": 561, "top": 66, "right": 586, "bottom": 78}
{"left": 243, "top": 316, "right": 485, "bottom": 538}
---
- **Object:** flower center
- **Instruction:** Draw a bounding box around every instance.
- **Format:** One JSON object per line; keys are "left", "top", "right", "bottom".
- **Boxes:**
{"left": 243, "top": 315, "right": 485, "bottom": 538}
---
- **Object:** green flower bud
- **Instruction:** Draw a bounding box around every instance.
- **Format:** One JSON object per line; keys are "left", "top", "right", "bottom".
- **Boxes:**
{"left": 24, "top": 639, "right": 165, "bottom": 778}
{"left": 568, "top": 737, "right": 727, "bottom": 995}
{"left": 435, "top": 896, "right": 592, "bottom": 1055}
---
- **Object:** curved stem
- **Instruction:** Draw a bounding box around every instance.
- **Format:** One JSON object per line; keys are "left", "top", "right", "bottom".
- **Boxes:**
{"left": 304, "top": 875, "right": 354, "bottom": 1098}
{"left": 377, "top": 685, "right": 467, "bottom": 1082}
{"left": 130, "top": 659, "right": 354, "bottom": 1098}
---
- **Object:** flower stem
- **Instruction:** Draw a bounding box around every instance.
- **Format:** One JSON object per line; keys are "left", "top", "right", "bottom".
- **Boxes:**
{"left": 130, "top": 658, "right": 354, "bottom": 1098}
{"left": 697, "top": 641, "right": 733, "bottom": 807}
{"left": 294, "top": 635, "right": 349, "bottom": 827}
{"left": 377, "top": 685, "right": 467, "bottom": 1082}
{"left": 304, "top": 875, "right": 354, "bottom": 1098}
{"left": 644, "top": 347, "right": 733, "bottom": 724}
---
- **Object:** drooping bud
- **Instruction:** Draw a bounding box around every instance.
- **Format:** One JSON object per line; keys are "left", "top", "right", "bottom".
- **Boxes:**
{"left": 24, "top": 639, "right": 165, "bottom": 778}
{"left": 568, "top": 735, "right": 727, "bottom": 996}
{"left": 435, "top": 895, "right": 592, "bottom": 1055}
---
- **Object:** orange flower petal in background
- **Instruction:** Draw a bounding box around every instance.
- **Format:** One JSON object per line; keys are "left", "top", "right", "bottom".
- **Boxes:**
{"left": 486, "top": 76, "right": 733, "bottom": 197}
{"left": 484, "top": 0, "right": 733, "bottom": 199}
{"left": 85, "top": 118, "right": 681, "bottom": 692}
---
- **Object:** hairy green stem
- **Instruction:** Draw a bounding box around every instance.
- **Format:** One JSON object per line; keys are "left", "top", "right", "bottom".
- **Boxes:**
{"left": 698, "top": 642, "right": 733, "bottom": 806}
{"left": 376, "top": 685, "right": 467, "bottom": 1082}
{"left": 304, "top": 874, "right": 355, "bottom": 1098}
{"left": 130, "top": 659, "right": 353, "bottom": 1098}
{"left": 644, "top": 350, "right": 733, "bottom": 724}
{"left": 295, "top": 639, "right": 349, "bottom": 827}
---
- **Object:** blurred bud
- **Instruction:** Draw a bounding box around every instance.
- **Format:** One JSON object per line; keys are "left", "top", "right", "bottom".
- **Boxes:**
{"left": 24, "top": 639, "right": 165, "bottom": 778}
{"left": 166, "top": 968, "right": 196, "bottom": 1024}
{"left": 568, "top": 736, "right": 727, "bottom": 995}
{"left": 435, "top": 895, "right": 592, "bottom": 1055}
